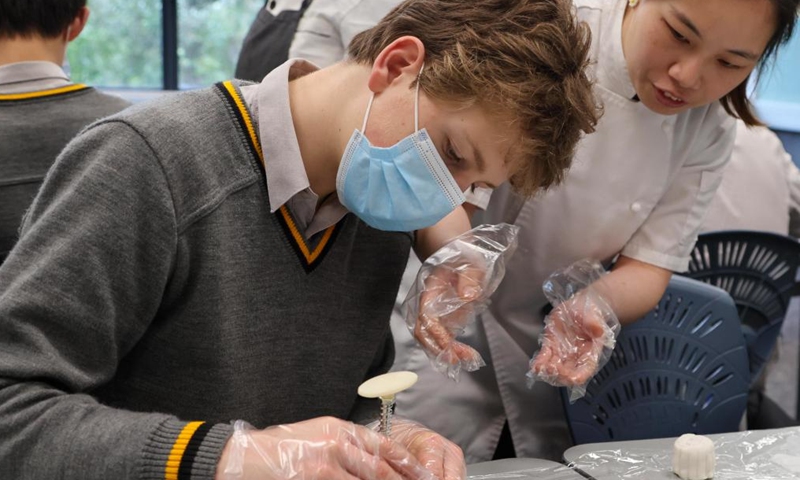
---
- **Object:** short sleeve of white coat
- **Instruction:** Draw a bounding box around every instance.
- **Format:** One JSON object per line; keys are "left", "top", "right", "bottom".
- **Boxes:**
{"left": 289, "top": 0, "right": 352, "bottom": 68}
{"left": 289, "top": 0, "right": 399, "bottom": 68}
{"left": 621, "top": 106, "right": 737, "bottom": 272}
{"left": 785, "top": 152, "right": 800, "bottom": 238}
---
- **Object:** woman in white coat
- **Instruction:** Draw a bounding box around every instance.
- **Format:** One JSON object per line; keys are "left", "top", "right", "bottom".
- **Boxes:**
{"left": 292, "top": 0, "right": 800, "bottom": 463}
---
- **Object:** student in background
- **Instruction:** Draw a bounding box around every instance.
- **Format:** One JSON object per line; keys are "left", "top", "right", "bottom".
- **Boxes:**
{"left": 703, "top": 120, "right": 800, "bottom": 236}
{"left": 0, "top": 0, "right": 130, "bottom": 264}
{"left": 0, "top": 1, "right": 598, "bottom": 478}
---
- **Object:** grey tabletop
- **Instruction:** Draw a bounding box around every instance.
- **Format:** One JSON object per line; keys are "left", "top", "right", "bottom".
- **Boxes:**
{"left": 466, "top": 458, "right": 584, "bottom": 479}
{"left": 563, "top": 426, "right": 800, "bottom": 479}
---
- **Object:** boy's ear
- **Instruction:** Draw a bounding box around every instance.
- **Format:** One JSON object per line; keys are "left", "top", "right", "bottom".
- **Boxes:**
{"left": 367, "top": 36, "right": 426, "bottom": 94}
{"left": 65, "top": 7, "right": 90, "bottom": 42}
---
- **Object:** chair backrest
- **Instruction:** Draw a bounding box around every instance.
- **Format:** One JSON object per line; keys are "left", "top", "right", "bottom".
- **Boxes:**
{"left": 682, "top": 230, "right": 800, "bottom": 382}
{"left": 563, "top": 276, "right": 749, "bottom": 445}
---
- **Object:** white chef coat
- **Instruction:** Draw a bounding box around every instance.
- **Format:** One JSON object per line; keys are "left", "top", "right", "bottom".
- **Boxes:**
{"left": 289, "top": 0, "right": 399, "bottom": 68}
{"left": 391, "top": 0, "right": 736, "bottom": 463}
{"left": 702, "top": 121, "right": 800, "bottom": 237}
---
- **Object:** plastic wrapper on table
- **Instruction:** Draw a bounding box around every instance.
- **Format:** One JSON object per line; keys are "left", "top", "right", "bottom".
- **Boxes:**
{"left": 466, "top": 458, "right": 585, "bottom": 479}
{"left": 566, "top": 427, "right": 800, "bottom": 479}
{"left": 404, "top": 223, "right": 520, "bottom": 381}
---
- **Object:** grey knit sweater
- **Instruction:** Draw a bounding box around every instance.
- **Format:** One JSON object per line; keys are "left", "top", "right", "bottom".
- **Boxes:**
{"left": 0, "top": 81, "right": 412, "bottom": 479}
{"left": 0, "top": 85, "right": 130, "bottom": 263}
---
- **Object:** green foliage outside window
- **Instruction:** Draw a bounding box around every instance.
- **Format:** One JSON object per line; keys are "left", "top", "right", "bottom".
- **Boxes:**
{"left": 67, "top": 0, "right": 262, "bottom": 90}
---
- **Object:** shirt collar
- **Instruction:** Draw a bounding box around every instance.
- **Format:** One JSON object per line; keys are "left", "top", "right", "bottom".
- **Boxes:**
{"left": 241, "top": 59, "right": 320, "bottom": 213}
{"left": 597, "top": 0, "right": 638, "bottom": 100}
{"left": 0, "top": 61, "right": 71, "bottom": 94}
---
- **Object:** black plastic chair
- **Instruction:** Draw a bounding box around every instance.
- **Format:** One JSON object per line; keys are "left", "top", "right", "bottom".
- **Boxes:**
{"left": 562, "top": 276, "right": 750, "bottom": 444}
{"left": 682, "top": 229, "right": 800, "bottom": 422}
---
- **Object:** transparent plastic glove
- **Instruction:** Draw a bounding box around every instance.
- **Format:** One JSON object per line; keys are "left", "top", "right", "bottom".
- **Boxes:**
{"left": 527, "top": 259, "right": 620, "bottom": 402}
{"left": 217, "top": 416, "right": 436, "bottom": 480}
{"left": 366, "top": 418, "right": 466, "bottom": 480}
{"left": 403, "top": 223, "right": 520, "bottom": 380}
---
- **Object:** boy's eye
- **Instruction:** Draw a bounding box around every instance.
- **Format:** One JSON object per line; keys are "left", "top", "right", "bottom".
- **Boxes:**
{"left": 446, "top": 141, "right": 464, "bottom": 164}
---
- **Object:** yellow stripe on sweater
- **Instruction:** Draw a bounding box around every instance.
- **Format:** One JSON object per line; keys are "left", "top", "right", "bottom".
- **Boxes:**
{"left": 279, "top": 205, "right": 336, "bottom": 263}
{"left": 223, "top": 80, "right": 337, "bottom": 266}
{"left": 0, "top": 83, "right": 89, "bottom": 100}
{"left": 222, "top": 81, "right": 263, "bottom": 161}
{"left": 164, "top": 421, "right": 204, "bottom": 480}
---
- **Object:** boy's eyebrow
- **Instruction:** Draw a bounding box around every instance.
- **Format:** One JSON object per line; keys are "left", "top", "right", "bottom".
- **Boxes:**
{"left": 468, "top": 140, "right": 500, "bottom": 189}
{"left": 468, "top": 138, "right": 487, "bottom": 174}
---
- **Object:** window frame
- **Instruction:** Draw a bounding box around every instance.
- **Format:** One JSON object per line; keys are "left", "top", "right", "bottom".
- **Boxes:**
{"left": 163, "top": 0, "right": 179, "bottom": 90}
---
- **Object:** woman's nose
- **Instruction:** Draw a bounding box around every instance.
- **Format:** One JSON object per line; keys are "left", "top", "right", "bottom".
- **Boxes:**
{"left": 668, "top": 57, "right": 703, "bottom": 91}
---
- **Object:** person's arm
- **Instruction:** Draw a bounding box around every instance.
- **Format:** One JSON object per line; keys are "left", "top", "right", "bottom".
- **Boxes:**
{"left": 531, "top": 109, "right": 737, "bottom": 387}
{"left": 289, "top": 1, "right": 346, "bottom": 67}
{"left": 412, "top": 187, "right": 493, "bottom": 260}
{"left": 597, "top": 255, "right": 672, "bottom": 324}
{"left": 412, "top": 205, "right": 472, "bottom": 261}
{"left": 620, "top": 110, "right": 736, "bottom": 276}
{"left": 0, "top": 121, "right": 231, "bottom": 479}
{"left": 290, "top": 0, "right": 403, "bottom": 68}
{"left": 783, "top": 151, "right": 800, "bottom": 238}
{"left": 337, "top": 0, "right": 403, "bottom": 53}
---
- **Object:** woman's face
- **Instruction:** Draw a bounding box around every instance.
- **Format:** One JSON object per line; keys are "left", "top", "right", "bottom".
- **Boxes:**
{"left": 622, "top": 0, "right": 776, "bottom": 115}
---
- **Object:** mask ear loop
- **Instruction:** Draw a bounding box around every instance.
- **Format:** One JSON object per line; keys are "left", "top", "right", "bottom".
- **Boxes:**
{"left": 414, "top": 62, "right": 425, "bottom": 132}
{"left": 362, "top": 61, "right": 425, "bottom": 134}
{"left": 361, "top": 94, "right": 375, "bottom": 133}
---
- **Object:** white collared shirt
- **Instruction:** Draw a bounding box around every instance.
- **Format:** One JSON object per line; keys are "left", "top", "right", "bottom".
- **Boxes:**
{"left": 240, "top": 60, "right": 348, "bottom": 238}
{"left": 0, "top": 61, "right": 71, "bottom": 94}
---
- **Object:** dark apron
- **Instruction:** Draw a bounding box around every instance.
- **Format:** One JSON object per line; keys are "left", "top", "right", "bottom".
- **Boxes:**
{"left": 234, "top": 0, "right": 313, "bottom": 82}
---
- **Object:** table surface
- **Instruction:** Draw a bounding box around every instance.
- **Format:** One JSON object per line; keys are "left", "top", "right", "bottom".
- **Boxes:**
{"left": 563, "top": 426, "right": 800, "bottom": 479}
{"left": 466, "top": 458, "right": 584, "bottom": 479}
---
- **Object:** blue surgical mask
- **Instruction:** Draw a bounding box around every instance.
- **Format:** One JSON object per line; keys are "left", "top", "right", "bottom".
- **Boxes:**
{"left": 336, "top": 65, "right": 466, "bottom": 232}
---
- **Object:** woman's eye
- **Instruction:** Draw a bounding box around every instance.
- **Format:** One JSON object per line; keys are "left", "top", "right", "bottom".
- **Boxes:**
{"left": 668, "top": 24, "right": 689, "bottom": 44}
{"left": 719, "top": 59, "right": 742, "bottom": 69}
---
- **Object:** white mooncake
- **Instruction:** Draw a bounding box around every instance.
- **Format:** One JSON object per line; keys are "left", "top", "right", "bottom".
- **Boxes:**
{"left": 673, "top": 433, "right": 715, "bottom": 480}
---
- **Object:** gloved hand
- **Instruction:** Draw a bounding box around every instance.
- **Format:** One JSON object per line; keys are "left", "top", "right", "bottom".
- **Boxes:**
{"left": 403, "top": 223, "right": 520, "bottom": 380}
{"left": 527, "top": 259, "right": 620, "bottom": 402}
{"left": 367, "top": 418, "right": 466, "bottom": 480}
{"left": 216, "top": 416, "right": 436, "bottom": 480}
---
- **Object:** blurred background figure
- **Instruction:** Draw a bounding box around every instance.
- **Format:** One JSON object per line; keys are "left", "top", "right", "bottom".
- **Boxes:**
{"left": 0, "top": 0, "right": 130, "bottom": 264}
{"left": 701, "top": 119, "right": 800, "bottom": 429}
{"left": 235, "top": 0, "right": 314, "bottom": 81}
{"left": 703, "top": 120, "right": 800, "bottom": 236}
{"left": 289, "top": 0, "right": 398, "bottom": 67}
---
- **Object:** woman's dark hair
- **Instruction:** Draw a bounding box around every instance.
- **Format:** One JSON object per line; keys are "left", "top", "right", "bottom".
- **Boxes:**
{"left": 722, "top": 0, "right": 799, "bottom": 126}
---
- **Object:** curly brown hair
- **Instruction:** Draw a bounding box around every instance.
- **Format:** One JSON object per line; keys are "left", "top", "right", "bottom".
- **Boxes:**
{"left": 348, "top": 0, "right": 600, "bottom": 197}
